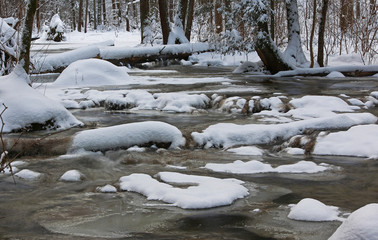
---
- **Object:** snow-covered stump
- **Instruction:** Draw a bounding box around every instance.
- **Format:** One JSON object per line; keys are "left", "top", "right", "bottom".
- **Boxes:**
{"left": 71, "top": 121, "right": 185, "bottom": 152}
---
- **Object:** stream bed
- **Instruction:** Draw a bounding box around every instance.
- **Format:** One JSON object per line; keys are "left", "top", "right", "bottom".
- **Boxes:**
{"left": 1, "top": 65, "right": 378, "bottom": 239}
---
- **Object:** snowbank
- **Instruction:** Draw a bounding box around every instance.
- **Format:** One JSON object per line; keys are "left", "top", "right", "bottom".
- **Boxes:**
{"left": 329, "top": 203, "right": 378, "bottom": 240}
{"left": 119, "top": 172, "right": 249, "bottom": 209}
{"left": 192, "top": 113, "right": 377, "bottom": 148}
{"left": 52, "top": 59, "right": 130, "bottom": 87}
{"left": 0, "top": 65, "right": 82, "bottom": 132}
{"left": 288, "top": 198, "right": 341, "bottom": 222}
{"left": 313, "top": 124, "right": 378, "bottom": 159}
{"left": 205, "top": 160, "right": 329, "bottom": 174}
{"left": 71, "top": 121, "right": 185, "bottom": 151}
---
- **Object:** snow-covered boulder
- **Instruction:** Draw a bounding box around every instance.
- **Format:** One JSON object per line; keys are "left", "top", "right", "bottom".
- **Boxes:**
{"left": 59, "top": 170, "right": 84, "bottom": 182}
{"left": 47, "top": 14, "right": 65, "bottom": 42}
{"left": 52, "top": 59, "right": 130, "bottom": 87}
{"left": 96, "top": 184, "right": 117, "bottom": 193}
{"left": 313, "top": 124, "right": 378, "bottom": 159}
{"left": 288, "top": 198, "right": 341, "bottom": 222}
{"left": 71, "top": 121, "right": 185, "bottom": 151}
{"left": 15, "top": 169, "right": 41, "bottom": 180}
{"left": 329, "top": 203, "right": 378, "bottom": 240}
{"left": 0, "top": 65, "right": 82, "bottom": 132}
{"left": 119, "top": 172, "right": 249, "bottom": 209}
{"left": 326, "top": 71, "right": 345, "bottom": 78}
{"left": 227, "top": 146, "right": 264, "bottom": 156}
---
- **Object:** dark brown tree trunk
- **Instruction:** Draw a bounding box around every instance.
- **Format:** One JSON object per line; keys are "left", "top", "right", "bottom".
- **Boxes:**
{"left": 309, "top": 0, "right": 317, "bottom": 68}
{"left": 340, "top": 0, "right": 353, "bottom": 33}
{"left": 185, "top": 0, "right": 194, "bottom": 40}
{"left": 317, "top": 0, "right": 329, "bottom": 67}
{"left": 214, "top": 0, "right": 222, "bottom": 34}
{"left": 125, "top": 0, "right": 130, "bottom": 31}
{"left": 78, "top": 0, "right": 83, "bottom": 32}
{"left": 102, "top": 0, "right": 107, "bottom": 26}
{"left": 19, "top": 0, "right": 37, "bottom": 74}
{"left": 159, "top": 0, "right": 170, "bottom": 44}
{"left": 36, "top": 0, "right": 41, "bottom": 32}
{"left": 224, "top": 0, "right": 232, "bottom": 32}
{"left": 179, "top": 0, "right": 188, "bottom": 30}
{"left": 140, "top": 0, "right": 149, "bottom": 43}
{"left": 85, "top": 0, "right": 89, "bottom": 33}
{"left": 93, "top": 0, "right": 97, "bottom": 29}
{"left": 270, "top": 0, "right": 275, "bottom": 40}
{"left": 169, "top": 0, "right": 174, "bottom": 22}
{"left": 71, "top": 0, "right": 76, "bottom": 30}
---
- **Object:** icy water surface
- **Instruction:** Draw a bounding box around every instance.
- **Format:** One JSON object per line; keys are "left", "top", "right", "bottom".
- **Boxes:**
{"left": 1, "top": 65, "right": 378, "bottom": 239}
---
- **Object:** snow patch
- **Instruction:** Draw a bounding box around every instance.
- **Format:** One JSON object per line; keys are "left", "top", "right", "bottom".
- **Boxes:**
{"left": 15, "top": 169, "right": 41, "bottom": 180}
{"left": 227, "top": 146, "right": 264, "bottom": 156}
{"left": 59, "top": 170, "right": 84, "bottom": 182}
{"left": 288, "top": 198, "right": 342, "bottom": 222}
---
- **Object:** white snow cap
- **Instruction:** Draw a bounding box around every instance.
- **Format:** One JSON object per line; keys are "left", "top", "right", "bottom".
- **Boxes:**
{"left": 59, "top": 170, "right": 84, "bottom": 182}
{"left": 52, "top": 59, "right": 130, "bottom": 87}
{"left": 287, "top": 198, "right": 341, "bottom": 222}
{"left": 314, "top": 124, "right": 378, "bottom": 159}
{"left": 119, "top": 172, "right": 249, "bottom": 209}
{"left": 227, "top": 146, "right": 264, "bottom": 156}
{"left": 0, "top": 65, "right": 82, "bottom": 132}
{"left": 329, "top": 203, "right": 378, "bottom": 240}
{"left": 15, "top": 169, "right": 41, "bottom": 180}
{"left": 97, "top": 184, "right": 117, "bottom": 193}
{"left": 71, "top": 121, "right": 185, "bottom": 151}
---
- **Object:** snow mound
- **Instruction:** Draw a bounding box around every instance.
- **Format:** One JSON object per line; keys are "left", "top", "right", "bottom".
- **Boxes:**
{"left": 71, "top": 121, "right": 185, "bottom": 151}
{"left": 288, "top": 198, "right": 341, "bottom": 222}
{"left": 326, "top": 71, "right": 345, "bottom": 78}
{"left": 288, "top": 95, "right": 357, "bottom": 119}
{"left": 15, "top": 169, "right": 41, "bottom": 180}
{"left": 59, "top": 170, "right": 84, "bottom": 182}
{"left": 192, "top": 113, "right": 377, "bottom": 149}
{"left": 52, "top": 59, "right": 129, "bottom": 87}
{"left": 96, "top": 184, "right": 117, "bottom": 193}
{"left": 205, "top": 160, "right": 329, "bottom": 174}
{"left": 283, "top": 147, "right": 305, "bottom": 155}
{"left": 329, "top": 203, "right": 378, "bottom": 240}
{"left": 119, "top": 172, "right": 249, "bottom": 209}
{"left": 227, "top": 146, "right": 264, "bottom": 156}
{"left": 313, "top": 124, "right": 378, "bottom": 159}
{"left": 0, "top": 65, "right": 82, "bottom": 132}
{"left": 154, "top": 93, "right": 210, "bottom": 112}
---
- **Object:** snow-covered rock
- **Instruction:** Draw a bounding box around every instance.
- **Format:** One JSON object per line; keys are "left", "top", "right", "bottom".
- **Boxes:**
{"left": 71, "top": 121, "right": 185, "bottom": 151}
{"left": 192, "top": 113, "right": 377, "bottom": 149}
{"left": 326, "top": 71, "right": 345, "bottom": 78}
{"left": 59, "top": 170, "right": 84, "bottom": 182}
{"left": 52, "top": 59, "right": 130, "bottom": 87}
{"left": 96, "top": 184, "right": 117, "bottom": 193}
{"left": 288, "top": 198, "right": 341, "bottom": 222}
{"left": 205, "top": 160, "right": 329, "bottom": 174}
{"left": 119, "top": 172, "right": 249, "bottom": 209}
{"left": 313, "top": 124, "right": 378, "bottom": 159}
{"left": 0, "top": 65, "right": 82, "bottom": 132}
{"left": 227, "top": 146, "right": 264, "bottom": 156}
{"left": 15, "top": 169, "right": 41, "bottom": 180}
{"left": 329, "top": 203, "right": 378, "bottom": 240}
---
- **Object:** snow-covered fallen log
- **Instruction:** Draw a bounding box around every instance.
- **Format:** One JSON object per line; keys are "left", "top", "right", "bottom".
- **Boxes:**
{"left": 274, "top": 65, "right": 378, "bottom": 77}
{"left": 32, "top": 40, "right": 114, "bottom": 73}
{"left": 100, "top": 43, "right": 211, "bottom": 66}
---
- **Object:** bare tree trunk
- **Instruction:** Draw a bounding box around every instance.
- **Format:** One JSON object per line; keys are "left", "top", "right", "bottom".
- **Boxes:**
{"left": 214, "top": 0, "right": 222, "bottom": 34}
{"left": 19, "top": 0, "right": 37, "bottom": 74}
{"left": 317, "top": 0, "right": 329, "bottom": 67}
{"left": 159, "top": 0, "right": 170, "bottom": 44}
{"left": 125, "top": 0, "right": 130, "bottom": 31}
{"left": 78, "top": 0, "right": 83, "bottom": 32}
{"left": 185, "top": 0, "right": 194, "bottom": 40}
{"left": 36, "top": 0, "right": 41, "bottom": 32}
{"left": 140, "top": 0, "right": 149, "bottom": 43}
{"left": 102, "top": 0, "right": 107, "bottom": 27}
{"left": 71, "top": 0, "right": 76, "bottom": 30}
{"left": 224, "top": 0, "right": 232, "bottom": 32}
{"left": 85, "top": 0, "right": 89, "bottom": 33}
{"left": 179, "top": 0, "right": 188, "bottom": 30}
{"left": 169, "top": 0, "right": 174, "bottom": 22}
{"left": 93, "top": 0, "right": 97, "bottom": 29}
{"left": 309, "top": 0, "right": 317, "bottom": 68}
{"left": 270, "top": 0, "right": 275, "bottom": 40}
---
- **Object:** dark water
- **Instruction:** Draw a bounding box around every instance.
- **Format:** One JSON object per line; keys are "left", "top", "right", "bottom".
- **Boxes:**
{"left": 1, "top": 65, "right": 377, "bottom": 239}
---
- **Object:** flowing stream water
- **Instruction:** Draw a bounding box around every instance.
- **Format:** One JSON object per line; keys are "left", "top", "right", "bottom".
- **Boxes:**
{"left": 1, "top": 65, "right": 378, "bottom": 240}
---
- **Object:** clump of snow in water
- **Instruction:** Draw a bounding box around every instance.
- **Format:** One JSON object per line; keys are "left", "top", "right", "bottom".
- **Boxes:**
{"left": 96, "top": 184, "right": 117, "bottom": 193}
{"left": 192, "top": 113, "right": 377, "bottom": 149}
{"left": 232, "top": 61, "right": 266, "bottom": 74}
{"left": 326, "top": 71, "right": 345, "bottom": 78}
{"left": 52, "top": 59, "right": 129, "bottom": 87}
{"left": 227, "top": 146, "right": 264, "bottom": 156}
{"left": 282, "top": 147, "right": 305, "bottom": 155}
{"left": 15, "top": 169, "right": 41, "bottom": 180}
{"left": 59, "top": 170, "right": 84, "bottom": 182}
{"left": 329, "top": 203, "right": 378, "bottom": 240}
{"left": 288, "top": 95, "right": 358, "bottom": 119}
{"left": 127, "top": 146, "right": 146, "bottom": 152}
{"left": 119, "top": 172, "right": 249, "bottom": 209}
{"left": 0, "top": 65, "right": 83, "bottom": 132}
{"left": 288, "top": 198, "right": 342, "bottom": 222}
{"left": 347, "top": 98, "right": 365, "bottom": 106}
{"left": 313, "top": 124, "right": 378, "bottom": 159}
{"left": 71, "top": 121, "right": 185, "bottom": 152}
{"left": 205, "top": 160, "right": 329, "bottom": 174}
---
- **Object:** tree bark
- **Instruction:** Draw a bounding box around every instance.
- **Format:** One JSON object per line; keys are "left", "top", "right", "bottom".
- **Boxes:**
{"left": 159, "top": 0, "right": 170, "bottom": 44}
{"left": 317, "top": 0, "right": 329, "bottom": 67}
{"left": 85, "top": 0, "right": 89, "bottom": 33}
{"left": 93, "top": 0, "right": 97, "bottom": 29}
{"left": 179, "top": 0, "right": 188, "bottom": 30}
{"left": 71, "top": 0, "right": 77, "bottom": 30}
{"left": 140, "top": 0, "right": 150, "bottom": 43}
{"left": 78, "top": 0, "right": 83, "bottom": 32}
{"left": 185, "top": 0, "right": 194, "bottom": 40}
{"left": 214, "top": 0, "right": 222, "bottom": 34}
{"left": 309, "top": 0, "right": 317, "bottom": 68}
{"left": 19, "top": 0, "right": 37, "bottom": 74}
{"left": 102, "top": 0, "right": 107, "bottom": 26}
{"left": 36, "top": 0, "right": 41, "bottom": 32}
{"left": 224, "top": 0, "right": 232, "bottom": 32}
{"left": 270, "top": 0, "right": 275, "bottom": 40}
